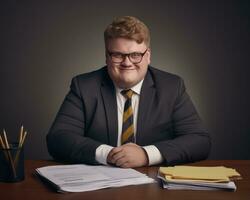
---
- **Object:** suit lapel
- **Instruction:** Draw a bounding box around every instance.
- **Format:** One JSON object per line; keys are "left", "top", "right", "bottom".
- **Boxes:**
{"left": 137, "top": 69, "right": 156, "bottom": 144}
{"left": 100, "top": 70, "right": 118, "bottom": 146}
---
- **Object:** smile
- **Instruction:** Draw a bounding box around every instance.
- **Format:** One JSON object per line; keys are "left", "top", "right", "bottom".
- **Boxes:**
{"left": 117, "top": 66, "right": 136, "bottom": 71}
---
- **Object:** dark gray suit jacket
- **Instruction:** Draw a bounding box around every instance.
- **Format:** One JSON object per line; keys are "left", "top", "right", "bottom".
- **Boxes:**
{"left": 47, "top": 66, "right": 211, "bottom": 165}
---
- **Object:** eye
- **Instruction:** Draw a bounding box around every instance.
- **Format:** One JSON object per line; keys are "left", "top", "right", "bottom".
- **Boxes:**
{"left": 112, "top": 53, "right": 123, "bottom": 58}
{"left": 130, "top": 52, "right": 141, "bottom": 58}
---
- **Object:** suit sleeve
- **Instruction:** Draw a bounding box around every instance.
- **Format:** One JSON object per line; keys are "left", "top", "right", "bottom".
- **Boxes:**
{"left": 46, "top": 77, "right": 101, "bottom": 164}
{"left": 154, "top": 78, "right": 211, "bottom": 166}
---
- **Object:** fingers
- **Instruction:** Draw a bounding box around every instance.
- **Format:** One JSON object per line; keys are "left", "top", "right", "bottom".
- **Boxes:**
{"left": 107, "top": 146, "right": 129, "bottom": 166}
{"left": 112, "top": 153, "right": 131, "bottom": 168}
{"left": 107, "top": 147, "right": 123, "bottom": 164}
{"left": 112, "top": 150, "right": 125, "bottom": 162}
{"left": 109, "top": 146, "right": 123, "bottom": 158}
{"left": 115, "top": 156, "right": 129, "bottom": 167}
{"left": 107, "top": 144, "right": 136, "bottom": 168}
{"left": 107, "top": 143, "right": 148, "bottom": 168}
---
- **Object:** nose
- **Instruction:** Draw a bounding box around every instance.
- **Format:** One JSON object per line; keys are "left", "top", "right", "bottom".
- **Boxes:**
{"left": 121, "top": 55, "right": 132, "bottom": 66}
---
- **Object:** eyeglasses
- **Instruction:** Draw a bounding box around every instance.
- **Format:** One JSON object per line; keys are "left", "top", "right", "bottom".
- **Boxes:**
{"left": 107, "top": 49, "right": 148, "bottom": 64}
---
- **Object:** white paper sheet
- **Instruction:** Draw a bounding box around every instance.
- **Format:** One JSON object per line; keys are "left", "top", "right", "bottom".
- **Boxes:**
{"left": 158, "top": 172, "right": 236, "bottom": 191}
{"left": 36, "top": 164, "right": 155, "bottom": 192}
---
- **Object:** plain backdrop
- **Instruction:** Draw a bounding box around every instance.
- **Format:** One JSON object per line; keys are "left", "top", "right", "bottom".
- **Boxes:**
{"left": 0, "top": 0, "right": 249, "bottom": 160}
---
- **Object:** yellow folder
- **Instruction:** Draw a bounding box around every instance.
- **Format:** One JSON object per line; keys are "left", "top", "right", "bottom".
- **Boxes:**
{"left": 159, "top": 166, "right": 241, "bottom": 183}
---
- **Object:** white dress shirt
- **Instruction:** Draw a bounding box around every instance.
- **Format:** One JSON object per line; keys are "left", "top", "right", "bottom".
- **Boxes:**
{"left": 95, "top": 79, "right": 163, "bottom": 166}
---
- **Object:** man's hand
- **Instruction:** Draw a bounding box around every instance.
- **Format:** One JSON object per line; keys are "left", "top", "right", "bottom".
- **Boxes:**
{"left": 107, "top": 143, "right": 149, "bottom": 168}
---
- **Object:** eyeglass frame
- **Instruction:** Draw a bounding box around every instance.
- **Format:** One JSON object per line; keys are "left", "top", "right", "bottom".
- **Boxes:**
{"left": 106, "top": 48, "right": 148, "bottom": 64}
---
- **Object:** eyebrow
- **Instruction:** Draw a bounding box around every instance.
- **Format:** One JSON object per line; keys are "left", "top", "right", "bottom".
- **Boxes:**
{"left": 107, "top": 50, "right": 143, "bottom": 54}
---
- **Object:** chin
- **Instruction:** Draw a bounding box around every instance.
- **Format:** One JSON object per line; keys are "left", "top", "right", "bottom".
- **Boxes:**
{"left": 119, "top": 79, "right": 138, "bottom": 88}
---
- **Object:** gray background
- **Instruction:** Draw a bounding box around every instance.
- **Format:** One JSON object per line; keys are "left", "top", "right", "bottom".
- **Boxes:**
{"left": 0, "top": 0, "right": 249, "bottom": 160}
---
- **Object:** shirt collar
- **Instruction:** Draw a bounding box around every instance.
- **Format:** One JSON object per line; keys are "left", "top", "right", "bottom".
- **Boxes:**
{"left": 115, "top": 79, "right": 144, "bottom": 95}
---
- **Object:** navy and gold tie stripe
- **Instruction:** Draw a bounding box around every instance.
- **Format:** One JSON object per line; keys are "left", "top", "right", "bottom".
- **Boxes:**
{"left": 121, "top": 89, "right": 135, "bottom": 144}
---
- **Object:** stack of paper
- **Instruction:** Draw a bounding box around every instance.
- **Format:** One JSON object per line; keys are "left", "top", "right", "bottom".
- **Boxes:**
{"left": 36, "top": 164, "right": 155, "bottom": 193}
{"left": 158, "top": 166, "right": 241, "bottom": 191}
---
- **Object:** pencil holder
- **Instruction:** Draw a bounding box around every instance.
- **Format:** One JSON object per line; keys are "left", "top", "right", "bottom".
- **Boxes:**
{"left": 0, "top": 143, "right": 24, "bottom": 182}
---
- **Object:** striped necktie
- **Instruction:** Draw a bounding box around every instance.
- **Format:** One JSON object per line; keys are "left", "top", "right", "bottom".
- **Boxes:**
{"left": 121, "top": 89, "right": 135, "bottom": 144}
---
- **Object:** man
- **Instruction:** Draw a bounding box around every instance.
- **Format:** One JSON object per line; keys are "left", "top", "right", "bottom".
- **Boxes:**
{"left": 47, "top": 16, "right": 211, "bottom": 168}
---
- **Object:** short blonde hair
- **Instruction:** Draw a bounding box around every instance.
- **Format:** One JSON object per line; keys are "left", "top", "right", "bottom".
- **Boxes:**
{"left": 104, "top": 16, "right": 150, "bottom": 47}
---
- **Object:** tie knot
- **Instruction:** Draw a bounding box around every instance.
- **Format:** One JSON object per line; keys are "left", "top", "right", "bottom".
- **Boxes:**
{"left": 121, "top": 89, "right": 133, "bottom": 99}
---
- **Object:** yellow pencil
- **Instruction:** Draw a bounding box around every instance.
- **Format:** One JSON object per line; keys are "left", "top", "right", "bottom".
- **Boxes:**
{"left": 0, "top": 135, "right": 6, "bottom": 149}
{"left": 21, "top": 131, "right": 27, "bottom": 147}
{"left": 3, "top": 130, "right": 17, "bottom": 178}
{"left": 14, "top": 130, "right": 27, "bottom": 167}
{"left": 18, "top": 126, "right": 24, "bottom": 148}
{"left": 3, "top": 129, "right": 9, "bottom": 149}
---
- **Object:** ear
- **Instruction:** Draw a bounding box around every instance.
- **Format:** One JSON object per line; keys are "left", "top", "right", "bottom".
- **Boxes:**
{"left": 146, "top": 48, "right": 151, "bottom": 64}
{"left": 105, "top": 51, "right": 109, "bottom": 65}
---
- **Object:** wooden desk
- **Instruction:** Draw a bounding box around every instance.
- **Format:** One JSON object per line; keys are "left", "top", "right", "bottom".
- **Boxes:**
{"left": 0, "top": 160, "right": 249, "bottom": 200}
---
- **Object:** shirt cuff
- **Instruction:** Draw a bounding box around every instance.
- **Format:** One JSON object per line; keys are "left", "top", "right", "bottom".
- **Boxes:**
{"left": 95, "top": 144, "right": 114, "bottom": 165}
{"left": 142, "top": 145, "right": 164, "bottom": 166}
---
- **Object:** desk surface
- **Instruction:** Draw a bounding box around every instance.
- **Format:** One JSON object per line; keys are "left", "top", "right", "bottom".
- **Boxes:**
{"left": 0, "top": 160, "right": 249, "bottom": 200}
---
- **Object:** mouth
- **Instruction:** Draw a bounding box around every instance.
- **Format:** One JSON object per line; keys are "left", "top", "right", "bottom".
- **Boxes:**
{"left": 117, "top": 66, "right": 136, "bottom": 71}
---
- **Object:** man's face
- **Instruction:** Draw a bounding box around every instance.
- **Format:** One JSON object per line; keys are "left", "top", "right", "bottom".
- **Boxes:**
{"left": 106, "top": 38, "right": 151, "bottom": 89}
